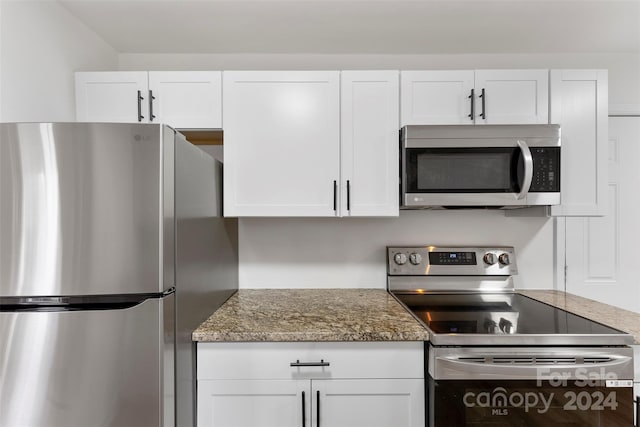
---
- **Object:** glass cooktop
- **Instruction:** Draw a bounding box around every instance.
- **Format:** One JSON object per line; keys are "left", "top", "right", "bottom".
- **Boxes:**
{"left": 394, "top": 292, "right": 633, "bottom": 346}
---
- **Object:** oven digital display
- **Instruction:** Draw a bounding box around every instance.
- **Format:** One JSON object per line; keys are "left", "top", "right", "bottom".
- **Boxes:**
{"left": 429, "top": 251, "right": 476, "bottom": 265}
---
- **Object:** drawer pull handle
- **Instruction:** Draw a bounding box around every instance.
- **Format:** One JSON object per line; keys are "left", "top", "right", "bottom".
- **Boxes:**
{"left": 290, "top": 359, "right": 330, "bottom": 367}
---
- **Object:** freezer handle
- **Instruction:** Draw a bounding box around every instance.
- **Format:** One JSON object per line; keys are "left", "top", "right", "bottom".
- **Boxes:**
{"left": 0, "top": 288, "right": 173, "bottom": 313}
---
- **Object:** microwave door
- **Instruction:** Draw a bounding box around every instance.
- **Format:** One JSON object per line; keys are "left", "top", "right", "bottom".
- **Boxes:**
{"left": 402, "top": 144, "right": 535, "bottom": 207}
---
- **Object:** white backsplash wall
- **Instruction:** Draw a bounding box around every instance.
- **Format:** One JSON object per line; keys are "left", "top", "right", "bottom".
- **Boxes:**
{"left": 238, "top": 210, "right": 556, "bottom": 290}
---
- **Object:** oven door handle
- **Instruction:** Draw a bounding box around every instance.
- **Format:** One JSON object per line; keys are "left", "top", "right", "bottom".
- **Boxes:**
{"left": 434, "top": 355, "right": 634, "bottom": 380}
{"left": 516, "top": 139, "right": 533, "bottom": 200}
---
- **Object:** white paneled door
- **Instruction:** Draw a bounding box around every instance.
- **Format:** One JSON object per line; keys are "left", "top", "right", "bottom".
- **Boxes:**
{"left": 565, "top": 117, "right": 640, "bottom": 313}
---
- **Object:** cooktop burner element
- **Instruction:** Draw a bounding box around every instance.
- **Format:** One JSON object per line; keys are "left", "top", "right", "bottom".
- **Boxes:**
{"left": 387, "top": 246, "right": 633, "bottom": 346}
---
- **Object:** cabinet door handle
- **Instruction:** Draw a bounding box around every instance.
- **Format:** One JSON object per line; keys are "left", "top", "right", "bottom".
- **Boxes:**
{"left": 333, "top": 180, "right": 337, "bottom": 212}
{"left": 290, "top": 360, "right": 330, "bottom": 367}
{"left": 316, "top": 390, "right": 321, "bottom": 427}
{"left": 346, "top": 180, "right": 351, "bottom": 211}
{"left": 301, "top": 391, "right": 306, "bottom": 427}
{"left": 149, "top": 90, "right": 156, "bottom": 122}
{"left": 479, "top": 88, "right": 486, "bottom": 120}
{"left": 468, "top": 88, "right": 475, "bottom": 121}
{"left": 137, "top": 90, "right": 144, "bottom": 122}
{"left": 635, "top": 395, "right": 639, "bottom": 427}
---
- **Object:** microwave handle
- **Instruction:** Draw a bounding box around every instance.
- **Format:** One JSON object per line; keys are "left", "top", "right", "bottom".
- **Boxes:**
{"left": 516, "top": 140, "right": 533, "bottom": 200}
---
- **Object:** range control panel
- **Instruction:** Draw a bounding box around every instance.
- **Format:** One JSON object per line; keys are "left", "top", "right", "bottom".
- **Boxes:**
{"left": 387, "top": 246, "right": 517, "bottom": 276}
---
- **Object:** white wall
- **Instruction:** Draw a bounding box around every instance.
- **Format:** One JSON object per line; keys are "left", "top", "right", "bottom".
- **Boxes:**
{"left": 0, "top": 1, "right": 117, "bottom": 122}
{"left": 239, "top": 211, "right": 554, "bottom": 290}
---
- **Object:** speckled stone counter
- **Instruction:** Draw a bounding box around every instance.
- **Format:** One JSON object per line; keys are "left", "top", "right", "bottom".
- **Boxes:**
{"left": 192, "top": 289, "right": 430, "bottom": 342}
{"left": 519, "top": 290, "right": 640, "bottom": 344}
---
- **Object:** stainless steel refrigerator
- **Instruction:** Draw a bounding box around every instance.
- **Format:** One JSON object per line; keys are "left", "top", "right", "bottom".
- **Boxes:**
{"left": 0, "top": 123, "right": 238, "bottom": 427}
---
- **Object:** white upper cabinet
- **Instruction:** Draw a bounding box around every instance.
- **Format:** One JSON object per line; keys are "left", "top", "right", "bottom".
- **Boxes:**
{"left": 549, "top": 70, "right": 608, "bottom": 216}
{"left": 76, "top": 72, "right": 148, "bottom": 123}
{"left": 400, "top": 69, "right": 548, "bottom": 125}
{"left": 474, "top": 70, "right": 549, "bottom": 124}
{"left": 223, "top": 70, "right": 400, "bottom": 218}
{"left": 148, "top": 71, "right": 222, "bottom": 129}
{"left": 75, "top": 71, "right": 222, "bottom": 129}
{"left": 340, "top": 71, "right": 399, "bottom": 217}
{"left": 400, "top": 70, "right": 475, "bottom": 125}
{"left": 223, "top": 71, "right": 341, "bottom": 217}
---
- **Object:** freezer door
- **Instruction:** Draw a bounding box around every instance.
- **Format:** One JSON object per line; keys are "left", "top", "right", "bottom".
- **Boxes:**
{"left": 0, "top": 122, "right": 175, "bottom": 296}
{"left": 0, "top": 295, "right": 175, "bottom": 427}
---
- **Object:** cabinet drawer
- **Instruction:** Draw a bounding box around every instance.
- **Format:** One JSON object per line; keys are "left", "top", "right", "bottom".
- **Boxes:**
{"left": 197, "top": 341, "right": 424, "bottom": 380}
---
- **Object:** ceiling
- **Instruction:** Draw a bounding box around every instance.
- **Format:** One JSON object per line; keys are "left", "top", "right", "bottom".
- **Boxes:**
{"left": 59, "top": 0, "right": 640, "bottom": 55}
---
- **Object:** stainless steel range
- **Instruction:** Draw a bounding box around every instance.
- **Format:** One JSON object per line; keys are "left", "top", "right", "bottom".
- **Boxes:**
{"left": 388, "top": 246, "right": 636, "bottom": 427}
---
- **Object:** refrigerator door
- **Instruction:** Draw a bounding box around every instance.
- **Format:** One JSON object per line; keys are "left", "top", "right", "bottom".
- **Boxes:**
{"left": 0, "top": 294, "right": 175, "bottom": 427}
{"left": 0, "top": 123, "right": 175, "bottom": 296}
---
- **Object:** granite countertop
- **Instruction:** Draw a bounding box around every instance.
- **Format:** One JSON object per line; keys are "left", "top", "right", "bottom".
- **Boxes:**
{"left": 519, "top": 290, "right": 640, "bottom": 344}
{"left": 192, "top": 289, "right": 430, "bottom": 342}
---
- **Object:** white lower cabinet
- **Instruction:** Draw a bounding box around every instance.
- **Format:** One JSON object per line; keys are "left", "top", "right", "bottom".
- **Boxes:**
{"left": 314, "top": 379, "right": 423, "bottom": 427}
{"left": 197, "top": 342, "right": 425, "bottom": 427}
{"left": 198, "top": 379, "right": 307, "bottom": 427}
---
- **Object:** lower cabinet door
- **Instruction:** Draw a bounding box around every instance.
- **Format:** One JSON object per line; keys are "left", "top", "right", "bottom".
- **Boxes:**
{"left": 198, "top": 379, "right": 310, "bottom": 427}
{"left": 312, "top": 379, "right": 424, "bottom": 427}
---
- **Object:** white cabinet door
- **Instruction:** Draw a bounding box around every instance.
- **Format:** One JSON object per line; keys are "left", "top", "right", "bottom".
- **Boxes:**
{"left": 400, "top": 70, "right": 548, "bottom": 126}
{"left": 341, "top": 71, "right": 399, "bottom": 217}
{"left": 564, "top": 117, "right": 640, "bottom": 312}
{"left": 223, "top": 71, "right": 340, "bottom": 217}
{"left": 313, "top": 379, "right": 424, "bottom": 427}
{"left": 198, "top": 380, "right": 309, "bottom": 427}
{"left": 550, "top": 70, "right": 608, "bottom": 216}
{"left": 75, "top": 71, "right": 148, "bottom": 123}
{"left": 400, "top": 70, "right": 474, "bottom": 125}
{"left": 474, "top": 69, "right": 549, "bottom": 124}
{"left": 148, "top": 71, "right": 222, "bottom": 129}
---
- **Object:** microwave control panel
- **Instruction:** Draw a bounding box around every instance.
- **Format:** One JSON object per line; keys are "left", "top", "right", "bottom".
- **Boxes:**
{"left": 530, "top": 147, "right": 560, "bottom": 192}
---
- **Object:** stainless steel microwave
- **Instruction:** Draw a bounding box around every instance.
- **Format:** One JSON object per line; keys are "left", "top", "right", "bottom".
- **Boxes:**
{"left": 400, "top": 124, "right": 561, "bottom": 208}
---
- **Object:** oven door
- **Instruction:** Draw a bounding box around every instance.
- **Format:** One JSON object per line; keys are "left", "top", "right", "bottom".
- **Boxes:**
{"left": 428, "top": 346, "right": 635, "bottom": 427}
{"left": 401, "top": 141, "right": 560, "bottom": 207}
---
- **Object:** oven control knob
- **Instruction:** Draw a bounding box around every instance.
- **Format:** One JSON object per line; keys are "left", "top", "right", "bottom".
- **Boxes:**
{"left": 409, "top": 253, "right": 423, "bottom": 265}
{"left": 394, "top": 253, "right": 408, "bottom": 265}
{"left": 499, "top": 318, "right": 514, "bottom": 334}
{"left": 498, "top": 253, "right": 511, "bottom": 266}
{"left": 483, "top": 253, "right": 497, "bottom": 265}
{"left": 484, "top": 319, "right": 498, "bottom": 334}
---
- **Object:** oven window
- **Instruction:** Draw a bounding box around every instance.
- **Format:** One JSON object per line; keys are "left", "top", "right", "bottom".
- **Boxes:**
{"left": 406, "top": 148, "right": 523, "bottom": 193}
{"left": 429, "top": 379, "right": 634, "bottom": 427}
